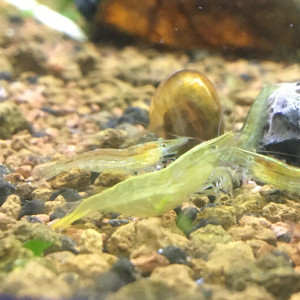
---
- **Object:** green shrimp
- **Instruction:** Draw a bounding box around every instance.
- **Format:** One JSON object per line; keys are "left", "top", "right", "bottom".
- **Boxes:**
{"left": 231, "top": 148, "right": 300, "bottom": 194}
{"left": 33, "top": 137, "right": 188, "bottom": 179}
{"left": 52, "top": 82, "right": 300, "bottom": 230}
{"left": 52, "top": 132, "right": 234, "bottom": 229}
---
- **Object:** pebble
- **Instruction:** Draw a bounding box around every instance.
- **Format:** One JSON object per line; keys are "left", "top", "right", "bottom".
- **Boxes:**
{"left": 195, "top": 205, "right": 237, "bottom": 229}
{"left": 0, "top": 102, "right": 28, "bottom": 139}
{"left": 18, "top": 200, "right": 45, "bottom": 219}
{"left": 150, "top": 264, "right": 197, "bottom": 291}
{"left": 0, "top": 194, "right": 21, "bottom": 219}
{"left": 54, "top": 253, "right": 118, "bottom": 280}
{"left": 228, "top": 223, "right": 277, "bottom": 246}
{"left": 106, "top": 217, "right": 189, "bottom": 258}
{"left": 78, "top": 228, "right": 103, "bottom": 253}
{"left": 0, "top": 178, "right": 15, "bottom": 206}
{"left": 91, "top": 259, "right": 137, "bottom": 298}
{"left": 262, "top": 202, "right": 299, "bottom": 223}
{"left": 131, "top": 252, "right": 169, "bottom": 275}
{"left": 49, "top": 187, "right": 83, "bottom": 202}
{"left": 0, "top": 261, "right": 71, "bottom": 299}
{"left": 189, "top": 224, "right": 233, "bottom": 260}
{"left": 48, "top": 169, "right": 91, "bottom": 190}
{"left": 159, "top": 245, "right": 187, "bottom": 265}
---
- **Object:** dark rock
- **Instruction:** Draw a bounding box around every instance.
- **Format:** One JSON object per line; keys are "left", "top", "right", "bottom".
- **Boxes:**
{"left": 61, "top": 236, "right": 79, "bottom": 254}
{"left": 189, "top": 218, "right": 221, "bottom": 234}
{"left": 49, "top": 207, "right": 67, "bottom": 221}
{"left": 0, "top": 178, "right": 15, "bottom": 206}
{"left": 18, "top": 200, "right": 45, "bottom": 219}
{"left": 259, "top": 82, "right": 300, "bottom": 166}
{"left": 108, "top": 219, "right": 129, "bottom": 227}
{"left": 50, "top": 201, "right": 81, "bottom": 221}
{"left": 256, "top": 252, "right": 294, "bottom": 270}
{"left": 0, "top": 71, "right": 12, "bottom": 81}
{"left": 50, "top": 187, "right": 83, "bottom": 202}
{"left": 277, "top": 233, "right": 291, "bottom": 243}
{"left": 0, "top": 165, "right": 11, "bottom": 178}
{"left": 94, "top": 258, "right": 136, "bottom": 296}
{"left": 75, "top": 0, "right": 101, "bottom": 20}
{"left": 25, "top": 216, "right": 43, "bottom": 224}
{"left": 160, "top": 245, "right": 187, "bottom": 265}
{"left": 106, "top": 106, "right": 149, "bottom": 128}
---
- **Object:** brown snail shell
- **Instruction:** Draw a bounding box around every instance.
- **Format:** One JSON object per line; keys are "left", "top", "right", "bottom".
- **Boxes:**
{"left": 148, "top": 70, "right": 224, "bottom": 140}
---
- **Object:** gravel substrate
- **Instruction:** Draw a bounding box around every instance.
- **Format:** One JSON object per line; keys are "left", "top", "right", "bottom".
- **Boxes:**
{"left": 0, "top": 2, "right": 300, "bottom": 300}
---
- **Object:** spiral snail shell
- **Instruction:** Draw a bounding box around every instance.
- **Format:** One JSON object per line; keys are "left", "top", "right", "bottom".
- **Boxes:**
{"left": 148, "top": 70, "right": 224, "bottom": 140}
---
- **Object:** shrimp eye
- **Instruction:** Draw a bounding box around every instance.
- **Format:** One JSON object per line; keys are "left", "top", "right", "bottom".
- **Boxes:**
{"left": 161, "top": 143, "right": 167, "bottom": 148}
{"left": 210, "top": 145, "right": 217, "bottom": 150}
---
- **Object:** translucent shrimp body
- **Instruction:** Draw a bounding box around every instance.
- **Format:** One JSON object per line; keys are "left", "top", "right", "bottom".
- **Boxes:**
{"left": 52, "top": 81, "right": 300, "bottom": 230}
{"left": 232, "top": 148, "right": 300, "bottom": 194}
{"left": 52, "top": 132, "right": 234, "bottom": 229}
{"left": 33, "top": 137, "right": 188, "bottom": 179}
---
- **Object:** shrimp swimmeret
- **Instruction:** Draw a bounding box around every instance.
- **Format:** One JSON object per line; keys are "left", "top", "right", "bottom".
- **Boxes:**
{"left": 33, "top": 136, "right": 189, "bottom": 179}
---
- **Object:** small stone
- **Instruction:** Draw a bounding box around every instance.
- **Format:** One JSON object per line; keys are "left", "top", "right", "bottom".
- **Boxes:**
{"left": 262, "top": 202, "right": 299, "bottom": 223}
{"left": 106, "top": 279, "right": 185, "bottom": 300}
{"left": 50, "top": 187, "right": 83, "bottom": 202}
{"left": 0, "top": 235, "right": 34, "bottom": 269}
{"left": 78, "top": 228, "right": 103, "bottom": 253}
{"left": 0, "top": 212, "right": 17, "bottom": 231}
{"left": 0, "top": 102, "right": 29, "bottom": 139}
{"left": 259, "top": 267, "right": 300, "bottom": 299}
{"left": 93, "top": 170, "right": 130, "bottom": 192}
{"left": 108, "top": 219, "right": 129, "bottom": 227}
{"left": 44, "top": 195, "right": 66, "bottom": 215}
{"left": 61, "top": 236, "right": 79, "bottom": 254}
{"left": 0, "top": 178, "right": 15, "bottom": 206}
{"left": 93, "top": 258, "right": 137, "bottom": 297}
{"left": 107, "top": 217, "right": 189, "bottom": 258}
{"left": 82, "top": 128, "right": 127, "bottom": 150}
{"left": 246, "top": 239, "right": 275, "bottom": 258}
{"left": 107, "top": 106, "right": 149, "bottom": 128}
{"left": 189, "top": 224, "right": 233, "bottom": 260}
{"left": 19, "top": 200, "right": 45, "bottom": 219}
{"left": 239, "top": 215, "right": 272, "bottom": 228}
{"left": 0, "top": 261, "right": 71, "bottom": 299}
{"left": 228, "top": 223, "right": 277, "bottom": 246}
{"left": 31, "top": 188, "right": 53, "bottom": 201}
{"left": 195, "top": 205, "right": 237, "bottom": 229}
{"left": 11, "top": 220, "right": 62, "bottom": 249}
{"left": 234, "top": 192, "right": 268, "bottom": 215}
{"left": 24, "top": 214, "right": 50, "bottom": 224}
{"left": 204, "top": 241, "right": 257, "bottom": 289}
{"left": 15, "top": 182, "right": 33, "bottom": 200}
{"left": 131, "top": 252, "right": 170, "bottom": 275}
{"left": 150, "top": 264, "right": 197, "bottom": 291}
{"left": 256, "top": 252, "right": 294, "bottom": 270}
{"left": 0, "top": 194, "right": 21, "bottom": 219}
{"left": 48, "top": 169, "right": 91, "bottom": 190}
{"left": 160, "top": 245, "right": 187, "bottom": 264}
{"left": 56, "top": 253, "right": 118, "bottom": 279}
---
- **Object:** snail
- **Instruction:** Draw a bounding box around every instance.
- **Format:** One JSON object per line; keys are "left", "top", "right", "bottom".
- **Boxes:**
{"left": 148, "top": 70, "right": 224, "bottom": 140}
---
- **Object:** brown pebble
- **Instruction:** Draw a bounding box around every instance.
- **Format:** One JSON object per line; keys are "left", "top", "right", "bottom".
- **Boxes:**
{"left": 131, "top": 252, "right": 170, "bottom": 275}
